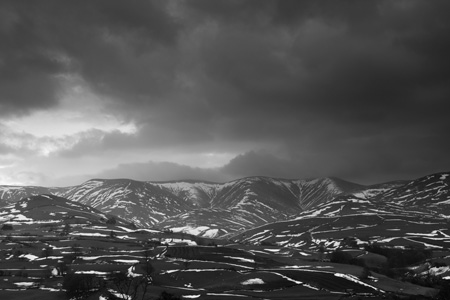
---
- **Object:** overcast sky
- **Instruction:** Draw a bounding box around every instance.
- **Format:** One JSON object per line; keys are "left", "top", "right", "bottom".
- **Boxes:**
{"left": 1, "top": 0, "right": 449, "bottom": 186}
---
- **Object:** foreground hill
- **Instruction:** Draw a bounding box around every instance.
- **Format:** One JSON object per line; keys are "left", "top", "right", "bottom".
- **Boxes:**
{"left": 0, "top": 194, "right": 132, "bottom": 230}
{"left": 0, "top": 172, "right": 450, "bottom": 299}
{"left": 0, "top": 186, "right": 65, "bottom": 205}
{"left": 0, "top": 194, "right": 445, "bottom": 300}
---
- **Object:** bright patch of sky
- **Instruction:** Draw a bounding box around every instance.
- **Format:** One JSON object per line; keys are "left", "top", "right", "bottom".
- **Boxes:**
{"left": 3, "top": 78, "right": 136, "bottom": 138}
{"left": 0, "top": 76, "right": 236, "bottom": 186}
{"left": 0, "top": 78, "right": 143, "bottom": 185}
{"left": 3, "top": 109, "right": 136, "bottom": 138}
{"left": 163, "top": 152, "right": 236, "bottom": 169}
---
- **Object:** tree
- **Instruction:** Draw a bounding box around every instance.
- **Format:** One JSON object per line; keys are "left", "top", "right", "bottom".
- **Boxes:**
{"left": 142, "top": 249, "right": 155, "bottom": 276}
{"left": 108, "top": 267, "right": 152, "bottom": 300}
{"left": 436, "top": 280, "right": 450, "bottom": 300}
{"left": 330, "top": 250, "right": 353, "bottom": 264}
{"left": 183, "top": 260, "right": 190, "bottom": 271}
{"left": 106, "top": 217, "right": 117, "bottom": 225}
{"left": 41, "top": 246, "right": 54, "bottom": 258}
{"left": 129, "top": 221, "right": 137, "bottom": 229}
{"left": 1, "top": 224, "right": 13, "bottom": 231}
{"left": 317, "top": 243, "right": 326, "bottom": 261}
{"left": 4, "top": 233, "right": 14, "bottom": 242}
{"left": 57, "top": 260, "right": 70, "bottom": 276}
{"left": 341, "top": 236, "right": 358, "bottom": 248}
{"left": 61, "top": 223, "right": 71, "bottom": 236}
{"left": 157, "top": 291, "right": 181, "bottom": 300}
{"left": 63, "top": 273, "right": 103, "bottom": 299}
{"left": 365, "top": 244, "right": 432, "bottom": 268}
{"left": 359, "top": 266, "right": 371, "bottom": 280}
{"left": 71, "top": 243, "right": 83, "bottom": 258}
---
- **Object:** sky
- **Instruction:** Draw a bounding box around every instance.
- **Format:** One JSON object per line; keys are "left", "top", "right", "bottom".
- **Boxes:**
{"left": 1, "top": 0, "right": 450, "bottom": 187}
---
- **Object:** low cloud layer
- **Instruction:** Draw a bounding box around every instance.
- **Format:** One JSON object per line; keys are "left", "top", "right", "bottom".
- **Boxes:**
{"left": 1, "top": 1, "right": 449, "bottom": 186}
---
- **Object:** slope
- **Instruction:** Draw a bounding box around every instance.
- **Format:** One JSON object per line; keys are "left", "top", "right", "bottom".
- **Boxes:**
{"left": 0, "top": 186, "right": 66, "bottom": 205}
{"left": 0, "top": 194, "right": 131, "bottom": 228}
{"left": 0, "top": 175, "right": 405, "bottom": 237}
{"left": 233, "top": 172, "right": 450, "bottom": 251}
{"left": 61, "top": 179, "right": 194, "bottom": 228}
{"left": 156, "top": 176, "right": 368, "bottom": 237}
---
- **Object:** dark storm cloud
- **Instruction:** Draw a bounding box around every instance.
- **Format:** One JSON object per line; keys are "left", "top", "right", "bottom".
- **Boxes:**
{"left": 194, "top": 0, "right": 450, "bottom": 125}
{"left": 0, "top": 0, "right": 178, "bottom": 115}
{"left": 56, "top": 122, "right": 215, "bottom": 158}
{"left": 2, "top": 0, "right": 450, "bottom": 183}
{"left": 0, "top": 2, "right": 63, "bottom": 114}
{"left": 221, "top": 151, "right": 303, "bottom": 179}
{"left": 187, "top": 0, "right": 382, "bottom": 30}
{"left": 82, "top": 161, "right": 230, "bottom": 183}
{"left": 183, "top": 0, "right": 450, "bottom": 182}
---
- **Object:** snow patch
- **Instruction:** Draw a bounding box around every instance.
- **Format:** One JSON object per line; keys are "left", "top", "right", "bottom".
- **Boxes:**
{"left": 170, "top": 225, "right": 219, "bottom": 237}
{"left": 70, "top": 232, "right": 108, "bottom": 237}
{"left": 19, "top": 254, "right": 39, "bottom": 261}
{"left": 114, "top": 259, "right": 140, "bottom": 264}
{"left": 224, "top": 256, "right": 255, "bottom": 263}
{"left": 13, "top": 214, "right": 33, "bottom": 221}
{"left": 14, "top": 282, "right": 35, "bottom": 287}
{"left": 241, "top": 278, "right": 265, "bottom": 285}
{"left": 75, "top": 270, "right": 109, "bottom": 275}
{"left": 334, "top": 273, "right": 382, "bottom": 292}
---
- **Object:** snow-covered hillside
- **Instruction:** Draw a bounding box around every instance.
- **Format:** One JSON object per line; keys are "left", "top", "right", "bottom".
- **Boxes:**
{"left": 1, "top": 172, "right": 449, "bottom": 237}
{"left": 233, "top": 172, "right": 450, "bottom": 250}
{"left": 61, "top": 179, "right": 194, "bottom": 228}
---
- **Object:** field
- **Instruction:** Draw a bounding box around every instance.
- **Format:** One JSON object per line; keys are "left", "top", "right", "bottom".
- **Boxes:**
{"left": 0, "top": 229, "right": 444, "bottom": 299}
{"left": 0, "top": 195, "right": 449, "bottom": 299}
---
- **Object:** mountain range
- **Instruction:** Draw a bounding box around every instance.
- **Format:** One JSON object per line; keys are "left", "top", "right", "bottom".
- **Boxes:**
{"left": 1, "top": 172, "right": 449, "bottom": 239}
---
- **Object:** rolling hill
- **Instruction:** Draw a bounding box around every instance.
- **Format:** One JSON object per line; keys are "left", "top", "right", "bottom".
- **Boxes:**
{"left": 233, "top": 172, "right": 450, "bottom": 251}
{"left": 0, "top": 186, "right": 66, "bottom": 205}
{"left": 0, "top": 193, "right": 445, "bottom": 300}
{"left": 0, "top": 172, "right": 448, "bottom": 239}
{"left": 0, "top": 172, "right": 450, "bottom": 299}
{"left": 0, "top": 194, "right": 132, "bottom": 230}
{"left": 0, "top": 176, "right": 382, "bottom": 236}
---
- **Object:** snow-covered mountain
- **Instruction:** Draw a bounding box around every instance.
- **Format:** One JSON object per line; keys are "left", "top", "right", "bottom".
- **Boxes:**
{"left": 59, "top": 176, "right": 365, "bottom": 233}
{"left": 0, "top": 172, "right": 448, "bottom": 237}
{"left": 233, "top": 172, "right": 450, "bottom": 250}
{"left": 0, "top": 176, "right": 365, "bottom": 234}
{"left": 376, "top": 172, "right": 450, "bottom": 215}
{"left": 156, "top": 176, "right": 365, "bottom": 236}
{"left": 61, "top": 179, "right": 195, "bottom": 228}
{"left": 288, "top": 172, "right": 449, "bottom": 220}
{"left": 158, "top": 176, "right": 363, "bottom": 211}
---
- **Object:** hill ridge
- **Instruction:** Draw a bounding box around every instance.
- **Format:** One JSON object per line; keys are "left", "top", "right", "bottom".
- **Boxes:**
{"left": 1, "top": 171, "right": 449, "bottom": 237}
